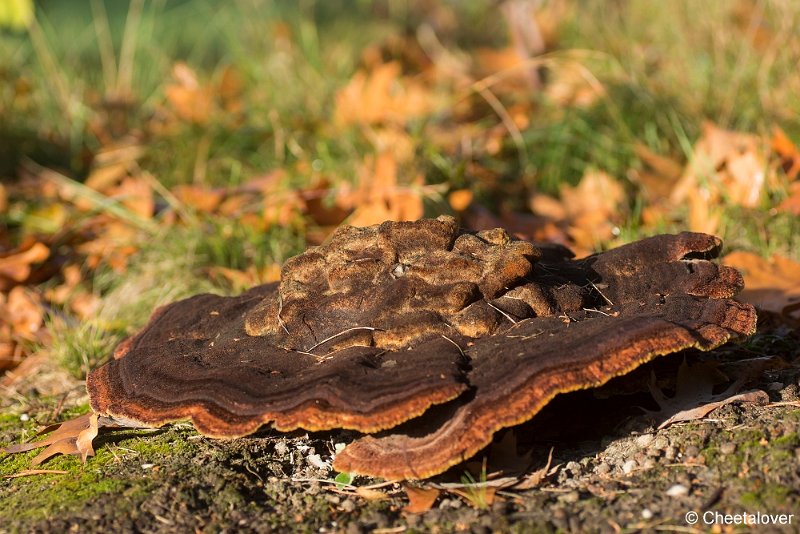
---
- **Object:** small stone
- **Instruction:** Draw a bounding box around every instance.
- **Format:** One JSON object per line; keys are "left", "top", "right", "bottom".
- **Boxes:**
{"left": 141, "top": 463, "right": 155, "bottom": 469}
{"left": 559, "top": 491, "right": 580, "bottom": 504}
{"left": 665, "top": 484, "right": 689, "bottom": 497}
{"left": 274, "top": 441, "right": 289, "bottom": 456}
{"left": 664, "top": 446, "right": 677, "bottom": 461}
{"left": 19, "top": 414, "right": 29, "bottom": 422}
{"left": 340, "top": 499, "right": 356, "bottom": 513}
{"left": 642, "top": 458, "right": 657, "bottom": 470}
{"left": 641, "top": 508, "right": 653, "bottom": 520}
{"left": 565, "top": 461, "right": 582, "bottom": 475}
{"left": 622, "top": 460, "right": 637, "bottom": 474}
{"left": 635, "top": 434, "right": 654, "bottom": 448}
{"left": 683, "top": 445, "right": 700, "bottom": 458}
{"left": 719, "top": 442, "right": 736, "bottom": 455}
{"left": 594, "top": 463, "right": 611, "bottom": 475}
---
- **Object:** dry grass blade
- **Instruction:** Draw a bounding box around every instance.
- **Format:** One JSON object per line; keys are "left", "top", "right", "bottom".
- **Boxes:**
{"left": 2, "top": 469, "right": 69, "bottom": 479}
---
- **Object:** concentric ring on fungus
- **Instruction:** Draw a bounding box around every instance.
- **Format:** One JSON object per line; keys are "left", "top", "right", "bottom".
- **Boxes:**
{"left": 87, "top": 216, "right": 756, "bottom": 479}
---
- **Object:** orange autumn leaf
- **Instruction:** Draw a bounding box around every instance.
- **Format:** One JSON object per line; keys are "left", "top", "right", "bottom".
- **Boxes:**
{"left": 108, "top": 176, "right": 154, "bottom": 219}
{"left": 334, "top": 61, "right": 433, "bottom": 126}
{"left": 403, "top": 486, "right": 441, "bottom": 514}
{"left": 339, "top": 152, "right": 424, "bottom": 227}
{"left": 559, "top": 170, "right": 625, "bottom": 251}
{"left": 670, "top": 123, "right": 767, "bottom": 233}
{"left": 448, "top": 189, "right": 474, "bottom": 212}
{"left": 0, "top": 241, "right": 50, "bottom": 291}
{"left": 0, "top": 287, "right": 46, "bottom": 371}
{"left": 723, "top": 251, "right": 800, "bottom": 323}
{"left": 172, "top": 184, "right": 225, "bottom": 214}
{"left": 772, "top": 126, "right": 800, "bottom": 180}
{"left": 165, "top": 62, "right": 213, "bottom": 125}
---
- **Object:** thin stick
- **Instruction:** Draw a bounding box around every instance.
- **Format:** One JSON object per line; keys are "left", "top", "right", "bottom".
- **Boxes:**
{"left": 486, "top": 302, "right": 517, "bottom": 324}
{"left": 589, "top": 280, "right": 614, "bottom": 306}
{"left": 306, "top": 327, "right": 379, "bottom": 353}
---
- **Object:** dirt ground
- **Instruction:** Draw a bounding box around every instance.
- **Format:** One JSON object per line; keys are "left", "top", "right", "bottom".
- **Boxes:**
{"left": 1, "top": 328, "right": 799, "bottom": 534}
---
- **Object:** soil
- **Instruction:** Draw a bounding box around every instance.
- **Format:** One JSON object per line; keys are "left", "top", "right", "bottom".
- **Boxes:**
{"left": 2, "top": 328, "right": 799, "bottom": 534}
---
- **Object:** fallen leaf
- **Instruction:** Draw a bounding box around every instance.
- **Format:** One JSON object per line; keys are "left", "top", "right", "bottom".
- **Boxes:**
{"left": 772, "top": 126, "right": 800, "bottom": 180}
{"left": 559, "top": 170, "right": 626, "bottom": 251}
{"left": 2, "top": 412, "right": 100, "bottom": 465}
{"left": 670, "top": 122, "right": 767, "bottom": 232}
{"left": 403, "top": 486, "right": 441, "bottom": 514}
{"left": 165, "top": 62, "right": 213, "bottom": 125}
{"left": 512, "top": 447, "right": 557, "bottom": 490}
{"left": 0, "top": 241, "right": 50, "bottom": 291}
{"left": 334, "top": 61, "right": 433, "bottom": 126}
{"left": 647, "top": 360, "right": 768, "bottom": 429}
{"left": 448, "top": 189, "right": 474, "bottom": 212}
{"left": 657, "top": 390, "right": 769, "bottom": 429}
{"left": 723, "top": 251, "right": 800, "bottom": 322}
{"left": 339, "top": 152, "right": 424, "bottom": 227}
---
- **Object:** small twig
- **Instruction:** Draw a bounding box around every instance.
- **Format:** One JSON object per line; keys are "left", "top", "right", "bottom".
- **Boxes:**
{"left": 306, "top": 327, "right": 380, "bottom": 353}
{"left": 276, "top": 294, "right": 289, "bottom": 335}
{"left": 3, "top": 469, "right": 68, "bottom": 479}
{"left": 589, "top": 280, "right": 614, "bottom": 306}
{"left": 486, "top": 302, "right": 518, "bottom": 324}
{"left": 440, "top": 335, "right": 465, "bottom": 357}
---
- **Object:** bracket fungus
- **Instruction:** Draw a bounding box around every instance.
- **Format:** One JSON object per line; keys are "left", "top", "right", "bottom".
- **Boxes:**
{"left": 85, "top": 216, "right": 756, "bottom": 479}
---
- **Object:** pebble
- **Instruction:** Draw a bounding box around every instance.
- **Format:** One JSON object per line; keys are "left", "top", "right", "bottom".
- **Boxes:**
{"left": 719, "top": 442, "right": 736, "bottom": 455}
{"left": 565, "top": 461, "right": 582, "bottom": 475}
{"left": 683, "top": 445, "right": 700, "bottom": 458}
{"left": 622, "top": 460, "right": 637, "bottom": 474}
{"left": 664, "top": 446, "right": 677, "bottom": 461}
{"left": 340, "top": 499, "right": 356, "bottom": 513}
{"left": 559, "top": 491, "right": 580, "bottom": 504}
{"left": 19, "top": 414, "right": 29, "bottom": 422}
{"left": 665, "top": 484, "right": 689, "bottom": 497}
{"left": 635, "top": 434, "right": 654, "bottom": 448}
{"left": 641, "top": 508, "right": 653, "bottom": 520}
{"left": 594, "top": 463, "right": 611, "bottom": 475}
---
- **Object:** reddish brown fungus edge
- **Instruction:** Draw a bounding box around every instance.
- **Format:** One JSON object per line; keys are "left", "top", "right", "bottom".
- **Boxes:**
{"left": 86, "top": 366, "right": 468, "bottom": 437}
{"left": 333, "top": 301, "right": 757, "bottom": 480}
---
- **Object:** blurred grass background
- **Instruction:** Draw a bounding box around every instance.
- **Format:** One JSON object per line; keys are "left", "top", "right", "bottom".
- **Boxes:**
{"left": 1, "top": 0, "right": 799, "bottom": 377}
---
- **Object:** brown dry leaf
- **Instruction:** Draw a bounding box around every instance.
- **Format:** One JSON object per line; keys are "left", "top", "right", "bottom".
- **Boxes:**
{"left": 648, "top": 360, "right": 768, "bottom": 429}
{"left": 340, "top": 152, "right": 424, "bottom": 227}
{"left": 403, "top": 486, "right": 441, "bottom": 514}
{"left": 513, "top": 447, "right": 557, "bottom": 490}
{"left": 658, "top": 390, "right": 769, "bottom": 429}
{"left": 165, "top": 62, "right": 213, "bottom": 125}
{"left": 0, "top": 183, "right": 7, "bottom": 212}
{"left": 2, "top": 412, "right": 100, "bottom": 465}
{"left": 0, "top": 241, "right": 50, "bottom": 291}
{"left": 85, "top": 142, "right": 145, "bottom": 192}
{"left": 631, "top": 143, "right": 683, "bottom": 202}
{"left": 3, "top": 286, "right": 44, "bottom": 341}
{"left": 723, "top": 251, "right": 800, "bottom": 322}
{"left": 334, "top": 61, "right": 433, "bottom": 126}
{"left": 172, "top": 184, "right": 225, "bottom": 214}
{"left": 772, "top": 126, "right": 800, "bottom": 180}
{"left": 218, "top": 65, "right": 244, "bottom": 114}
{"left": 670, "top": 122, "right": 767, "bottom": 233}
{"left": 559, "top": 170, "right": 626, "bottom": 251}
{"left": 544, "top": 60, "right": 605, "bottom": 107}
{"left": 108, "top": 176, "right": 154, "bottom": 219}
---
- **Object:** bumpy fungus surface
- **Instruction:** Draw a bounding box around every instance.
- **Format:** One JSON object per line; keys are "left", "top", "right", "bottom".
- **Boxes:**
{"left": 87, "top": 216, "right": 756, "bottom": 479}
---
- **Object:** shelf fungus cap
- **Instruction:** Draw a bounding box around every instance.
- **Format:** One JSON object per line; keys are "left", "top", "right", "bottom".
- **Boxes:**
{"left": 86, "top": 219, "right": 756, "bottom": 480}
